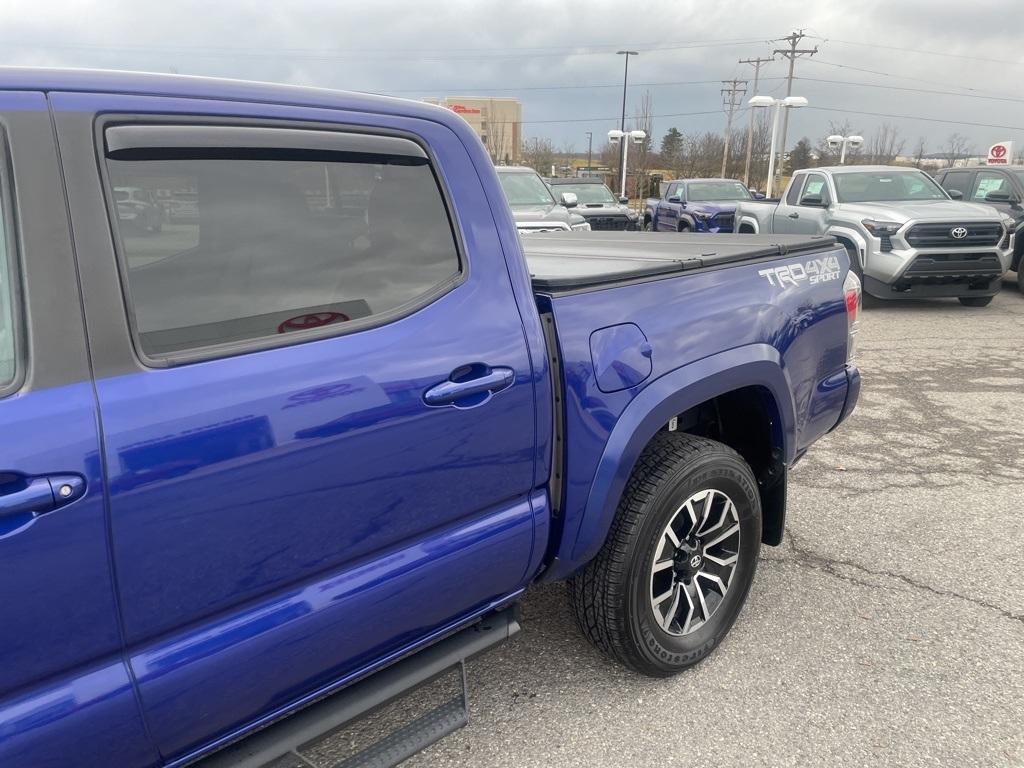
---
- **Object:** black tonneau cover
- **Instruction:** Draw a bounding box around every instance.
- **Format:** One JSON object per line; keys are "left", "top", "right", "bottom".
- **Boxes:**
{"left": 524, "top": 231, "right": 836, "bottom": 292}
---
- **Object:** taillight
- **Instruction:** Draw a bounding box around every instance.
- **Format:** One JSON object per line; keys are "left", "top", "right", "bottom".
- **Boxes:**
{"left": 843, "top": 270, "right": 861, "bottom": 361}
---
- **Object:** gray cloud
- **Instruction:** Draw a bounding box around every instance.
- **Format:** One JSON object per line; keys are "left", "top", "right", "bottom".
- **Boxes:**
{"left": 2, "top": 0, "right": 1022, "bottom": 156}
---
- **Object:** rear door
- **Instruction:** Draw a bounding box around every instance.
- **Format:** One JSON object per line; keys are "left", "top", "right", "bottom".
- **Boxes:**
{"left": 0, "top": 93, "right": 156, "bottom": 767}
{"left": 53, "top": 94, "right": 541, "bottom": 762}
{"left": 658, "top": 183, "right": 679, "bottom": 230}
{"left": 776, "top": 172, "right": 831, "bottom": 235}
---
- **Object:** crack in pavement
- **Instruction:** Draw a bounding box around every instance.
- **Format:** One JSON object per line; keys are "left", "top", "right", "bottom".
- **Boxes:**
{"left": 773, "top": 530, "right": 1024, "bottom": 627}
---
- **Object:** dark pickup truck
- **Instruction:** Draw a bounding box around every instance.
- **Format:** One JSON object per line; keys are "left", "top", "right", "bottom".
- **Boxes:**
{"left": 0, "top": 68, "right": 860, "bottom": 768}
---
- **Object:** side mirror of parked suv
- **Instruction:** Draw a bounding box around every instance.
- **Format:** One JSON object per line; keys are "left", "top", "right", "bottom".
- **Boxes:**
{"left": 801, "top": 194, "right": 829, "bottom": 208}
{"left": 984, "top": 190, "right": 1013, "bottom": 203}
{"left": 619, "top": 196, "right": 629, "bottom": 205}
{"left": 560, "top": 192, "right": 578, "bottom": 208}
{"left": 947, "top": 189, "right": 964, "bottom": 200}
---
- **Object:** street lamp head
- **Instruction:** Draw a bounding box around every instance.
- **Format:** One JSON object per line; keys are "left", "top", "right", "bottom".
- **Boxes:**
{"left": 616, "top": 50, "right": 639, "bottom": 56}
{"left": 608, "top": 129, "right": 625, "bottom": 143}
{"left": 847, "top": 135, "right": 864, "bottom": 148}
{"left": 782, "top": 96, "right": 808, "bottom": 108}
{"left": 748, "top": 95, "right": 774, "bottom": 108}
{"left": 827, "top": 135, "right": 844, "bottom": 150}
{"left": 629, "top": 130, "right": 647, "bottom": 144}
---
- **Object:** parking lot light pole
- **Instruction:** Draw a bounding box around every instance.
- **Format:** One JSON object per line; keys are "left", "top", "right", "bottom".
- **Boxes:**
{"left": 608, "top": 129, "right": 647, "bottom": 199}
{"left": 616, "top": 50, "right": 638, "bottom": 195}
{"left": 748, "top": 95, "right": 807, "bottom": 197}
{"left": 585, "top": 131, "right": 593, "bottom": 176}
{"left": 827, "top": 134, "right": 864, "bottom": 164}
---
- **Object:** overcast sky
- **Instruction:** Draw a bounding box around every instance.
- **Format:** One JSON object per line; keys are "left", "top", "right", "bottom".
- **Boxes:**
{"left": 2, "top": 0, "right": 1021, "bottom": 157}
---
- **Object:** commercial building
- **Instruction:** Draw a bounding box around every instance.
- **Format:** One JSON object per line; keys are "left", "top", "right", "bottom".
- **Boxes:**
{"left": 423, "top": 97, "right": 521, "bottom": 165}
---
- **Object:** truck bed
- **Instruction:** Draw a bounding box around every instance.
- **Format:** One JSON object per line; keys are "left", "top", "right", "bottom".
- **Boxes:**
{"left": 523, "top": 231, "right": 835, "bottom": 291}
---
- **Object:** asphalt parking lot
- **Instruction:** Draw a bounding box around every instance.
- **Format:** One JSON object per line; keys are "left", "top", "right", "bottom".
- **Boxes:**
{"left": 408, "top": 278, "right": 1024, "bottom": 768}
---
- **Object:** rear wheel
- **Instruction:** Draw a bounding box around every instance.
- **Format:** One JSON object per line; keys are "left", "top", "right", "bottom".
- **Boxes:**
{"left": 677, "top": 222, "right": 690, "bottom": 233}
{"left": 643, "top": 218, "right": 653, "bottom": 232}
{"left": 959, "top": 296, "right": 993, "bottom": 307}
{"left": 568, "top": 432, "right": 762, "bottom": 677}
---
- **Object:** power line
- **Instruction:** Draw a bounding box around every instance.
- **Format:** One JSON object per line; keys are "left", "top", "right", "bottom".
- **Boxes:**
{"left": 796, "top": 76, "right": 1024, "bottom": 105}
{"left": 812, "top": 36, "right": 1024, "bottom": 68}
{"left": 386, "top": 77, "right": 788, "bottom": 93}
{"left": 803, "top": 57, "right": 1011, "bottom": 98}
{"left": 0, "top": 37, "right": 771, "bottom": 63}
{"left": 806, "top": 105, "right": 1023, "bottom": 132}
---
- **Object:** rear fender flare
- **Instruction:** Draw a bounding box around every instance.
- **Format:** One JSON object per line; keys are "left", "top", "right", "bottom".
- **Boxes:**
{"left": 566, "top": 343, "right": 796, "bottom": 568}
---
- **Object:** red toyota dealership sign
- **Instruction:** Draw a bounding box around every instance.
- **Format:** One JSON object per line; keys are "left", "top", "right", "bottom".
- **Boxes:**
{"left": 987, "top": 141, "right": 1014, "bottom": 165}
{"left": 450, "top": 104, "right": 481, "bottom": 115}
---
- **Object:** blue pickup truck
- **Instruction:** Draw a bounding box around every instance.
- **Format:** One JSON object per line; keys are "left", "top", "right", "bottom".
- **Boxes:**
{"left": 0, "top": 69, "right": 861, "bottom": 768}
{"left": 644, "top": 178, "right": 755, "bottom": 233}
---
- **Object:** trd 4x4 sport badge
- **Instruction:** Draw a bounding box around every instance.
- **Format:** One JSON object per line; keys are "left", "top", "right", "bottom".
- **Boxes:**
{"left": 758, "top": 255, "right": 842, "bottom": 288}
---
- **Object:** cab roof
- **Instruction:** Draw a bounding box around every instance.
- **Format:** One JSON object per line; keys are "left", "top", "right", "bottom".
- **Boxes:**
{"left": 0, "top": 66, "right": 465, "bottom": 130}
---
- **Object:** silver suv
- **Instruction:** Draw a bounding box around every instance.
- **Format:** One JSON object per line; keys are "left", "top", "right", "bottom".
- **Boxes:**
{"left": 735, "top": 166, "right": 1015, "bottom": 306}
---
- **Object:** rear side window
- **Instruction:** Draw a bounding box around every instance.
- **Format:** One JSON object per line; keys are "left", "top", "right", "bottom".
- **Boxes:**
{"left": 942, "top": 171, "right": 972, "bottom": 197}
{"left": 104, "top": 133, "right": 461, "bottom": 362}
{"left": 0, "top": 195, "right": 15, "bottom": 389}
{"left": 785, "top": 176, "right": 806, "bottom": 205}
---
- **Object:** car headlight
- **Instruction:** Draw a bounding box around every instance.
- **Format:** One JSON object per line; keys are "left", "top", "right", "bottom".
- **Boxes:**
{"left": 571, "top": 221, "right": 591, "bottom": 231}
{"left": 692, "top": 212, "right": 711, "bottom": 222}
{"left": 1000, "top": 215, "right": 1015, "bottom": 232}
{"left": 861, "top": 219, "right": 901, "bottom": 237}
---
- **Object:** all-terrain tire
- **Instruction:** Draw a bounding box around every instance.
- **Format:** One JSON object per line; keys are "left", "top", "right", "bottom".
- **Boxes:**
{"left": 568, "top": 432, "right": 762, "bottom": 677}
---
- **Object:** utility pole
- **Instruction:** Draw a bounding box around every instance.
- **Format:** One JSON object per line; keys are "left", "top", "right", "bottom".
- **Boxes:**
{"left": 616, "top": 50, "right": 638, "bottom": 196}
{"left": 773, "top": 30, "right": 817, "bottom": 187}
{"left": 585, "top": 131, "right": 593, "bottom": 176}
{"left": 739, "top": 55, "right": 773, "bottom": 187}
{"left": 720, "top": 78, "right": 748, "bottom": 178}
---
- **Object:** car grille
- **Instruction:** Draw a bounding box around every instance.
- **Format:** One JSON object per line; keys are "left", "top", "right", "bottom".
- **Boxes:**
{"left": 711, "top": 213, "right": 734, "bottom": 231}
{"left": 901, "top": 253, "right": 1004, "bottom": 280}
{"left": 905, "top": 222, "right": 1002, "bottom": 248}
{"left": 586, "top": 215, "right": 630, "bottom": 231}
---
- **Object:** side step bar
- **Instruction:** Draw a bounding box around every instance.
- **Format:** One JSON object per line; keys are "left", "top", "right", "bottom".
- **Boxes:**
{"left": 196, "top": 607, "right": 521, "bottom": 768}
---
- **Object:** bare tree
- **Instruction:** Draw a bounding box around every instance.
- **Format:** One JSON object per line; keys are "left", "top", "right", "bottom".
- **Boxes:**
{"left": 913, "top": 136, "right": 927, "bottom": 168}
{"left": 629, "top": 90, "right": 655, "bottom": 198}
{"left": 484, "top": 119, "right": 510, "bottom": 165}
{"left": 816, "top": 120, "right": 862, "bottom": 165}
{"left": 944, "top": 133, "right": 971, "bottom": 167}
{"left": 864, "top": 122, "right": 905, "bottom": 165}
{"left": 520, "top": 137, "right": 556, "bottom": 175}
{"left": 558, "top": 140, "right": 576, "bottom": 176}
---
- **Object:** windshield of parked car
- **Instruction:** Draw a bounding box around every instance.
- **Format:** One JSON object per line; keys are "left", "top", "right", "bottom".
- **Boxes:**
{"left": 685, "top": 180, "right": 752, "bottom": 202}
{"left": 833, "top": 171, "right": 948, "bottom": 203}
{"left": 498, "top": 171, "right": 555, "bottom": 206}
{"left": 553, "top": 183, "right": 617, "bottom": 205}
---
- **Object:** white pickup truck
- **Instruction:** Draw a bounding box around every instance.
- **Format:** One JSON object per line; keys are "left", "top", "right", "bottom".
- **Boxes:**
{"left": 735, "top": 166, "right": 1015, "bottom": 307}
